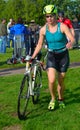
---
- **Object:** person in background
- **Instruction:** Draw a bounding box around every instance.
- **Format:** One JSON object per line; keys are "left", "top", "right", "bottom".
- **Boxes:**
{"left": 29, "top": 20, "right": 42, "bottom": 60}
{"left": 0, "top": 18, "right": 7, "bottom": 53}
{"left": 31, "top": 5, "right": 75, "bottom": 110}
{"left": 58, "top": 11, "right": 75, "bottom": 37}
{"left": 29, "top": 20, "right": 39, "bottom": 56}
{"left": 24, "top": 21, "right": 31, "bottom": 55}
{"left": 7, "top": 18, "right": 13, "bottom": 32}
{"left": 7, "top": 18, "right": 15, "bottom": 48}
{"left": 10, "top": 17, "right": 30, "bottom": 61}
{"left": 72, "top": 17, "right": 80, "bottom": 49}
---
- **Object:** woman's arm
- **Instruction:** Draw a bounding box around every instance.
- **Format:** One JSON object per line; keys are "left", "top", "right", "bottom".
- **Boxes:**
{"left": 70, "top": 28, "right": 75, "bottom": 37}
{"left": 61, "top": 23, "right": 75, "bottom": 49}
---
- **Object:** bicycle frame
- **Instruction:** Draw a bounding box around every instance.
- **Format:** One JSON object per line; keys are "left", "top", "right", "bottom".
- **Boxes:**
{"left": 25, "top": 60, "right": 40, "bottom": 96}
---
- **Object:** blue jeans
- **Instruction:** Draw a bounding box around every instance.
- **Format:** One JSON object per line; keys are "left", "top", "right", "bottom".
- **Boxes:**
{"left": 25, "top": 39, "right": 30, "bottom": 55}
{"left": 7, "top": 34, "right": 14, "bottom": 48}
{"left": 0, "top": 36, "right": 7, "bottom": 53}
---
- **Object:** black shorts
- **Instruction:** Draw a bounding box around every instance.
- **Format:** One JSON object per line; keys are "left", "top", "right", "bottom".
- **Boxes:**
{"left": 46, "top": 50, "right": 70, "bottom": 72}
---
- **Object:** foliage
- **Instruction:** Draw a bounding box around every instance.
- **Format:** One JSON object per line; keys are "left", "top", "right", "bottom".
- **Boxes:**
{"left": 4, "top": 0, "right": 25, "bottom": 21}
{"left": 0, "top": 0, "right": 80, "bottom": 24}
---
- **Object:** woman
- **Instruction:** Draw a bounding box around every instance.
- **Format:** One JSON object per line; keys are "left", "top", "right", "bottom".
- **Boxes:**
{"left": 31, "top": 5, "right": 75, "bottom": 110}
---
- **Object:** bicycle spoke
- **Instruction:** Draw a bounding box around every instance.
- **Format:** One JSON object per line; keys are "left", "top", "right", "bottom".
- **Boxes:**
{"left": 17, "top": 75, "right": 31, "bottom": 119}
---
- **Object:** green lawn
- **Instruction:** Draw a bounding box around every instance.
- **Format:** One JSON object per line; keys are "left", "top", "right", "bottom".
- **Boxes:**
{"left": 0, "top": 48, "right": 80, "bottom": 130}
{"left": 0, "top": 48, "right": 80, "bottom": 70}
{"left": 0, "top": 48, "right": 25, "bottom": 70}
{"left": 69, "top": 49, "right": 80, "bottom": 63}
{"left": 0, "top": 68, "right": 80, "bottom": 130}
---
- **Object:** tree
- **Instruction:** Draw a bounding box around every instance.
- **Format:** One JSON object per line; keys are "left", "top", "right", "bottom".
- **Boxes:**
{"left": 0, "top": 0, "right": 6, "bottom": 20}
{"left": 4, "top": 0, "right": 25, "bottom": 21}
{"left": 0, "top": 0, "right": 80, "bottom": 25}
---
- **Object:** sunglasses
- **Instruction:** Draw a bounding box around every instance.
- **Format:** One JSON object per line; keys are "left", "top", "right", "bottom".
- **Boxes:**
{"left": 46, "top": 15, "right": 53, "bottom": 18}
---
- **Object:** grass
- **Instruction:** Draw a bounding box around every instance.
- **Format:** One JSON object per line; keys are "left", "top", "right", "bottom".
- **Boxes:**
{"left": 0, "top": 48, "right": 80, "bottom": 130}
{"left": 0, "top": 48, "right": 25, "bottom": 70}
{"left": 0, "top": 47, "right": 80, "bottom": 70}
{"left": 0, "top": 68, "right": 80, "bottom": 130}
{"left": 69, "top": 49, "right": 80, "bottom": 63}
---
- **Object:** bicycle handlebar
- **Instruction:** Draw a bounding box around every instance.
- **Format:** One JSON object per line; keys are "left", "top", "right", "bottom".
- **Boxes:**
{"left": 25, "top": 55, "right": 46, "bottom": 71}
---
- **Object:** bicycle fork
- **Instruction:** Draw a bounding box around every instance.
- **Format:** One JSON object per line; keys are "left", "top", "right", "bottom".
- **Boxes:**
{"left": 29, "top": 65, "right": 37, "bottom": 96}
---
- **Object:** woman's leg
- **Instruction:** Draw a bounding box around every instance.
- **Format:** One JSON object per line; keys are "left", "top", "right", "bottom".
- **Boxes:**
{"left": 57, "top": 72, "right": 65, "bottom": 100}
{"left": 47, "top": 68, "right": 56, "bottom": 101}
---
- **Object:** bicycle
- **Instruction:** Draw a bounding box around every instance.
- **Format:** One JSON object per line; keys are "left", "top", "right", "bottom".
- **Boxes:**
{"left": 17, "top": 55, "right": 45, "bottom": 120}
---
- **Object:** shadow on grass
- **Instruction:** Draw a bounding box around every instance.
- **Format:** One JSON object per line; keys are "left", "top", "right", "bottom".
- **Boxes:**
{"left": 18, "top": 86, "right": 80, "bottom": 120}
{"left": 65, "top": 86, "right": 80, "bottom": 105}
{"left": 0, "top": 61, "right": 7, "bottom": 66}
{"left": 20, "top": 95, "right": 50, "bottom": 120}
{"left": 29, "top": 86, "right": 80, "bottom": 120}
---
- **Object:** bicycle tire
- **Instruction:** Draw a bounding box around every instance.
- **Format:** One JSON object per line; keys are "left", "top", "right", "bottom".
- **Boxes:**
{"left": 17, "top": 74, "right": 30, "bottom": 120}
{"left": 32, "top": 66, "right": 42, "bottom": 104}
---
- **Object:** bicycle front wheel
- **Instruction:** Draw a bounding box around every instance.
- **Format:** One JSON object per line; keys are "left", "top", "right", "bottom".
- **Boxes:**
{"left": 32, "top": 67, "right": 42, "bottom": 104}
{"left": 17, "top": 74, "right": 30, "bottom": 120}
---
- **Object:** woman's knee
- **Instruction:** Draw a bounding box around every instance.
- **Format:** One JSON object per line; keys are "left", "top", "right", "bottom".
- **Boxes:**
{"left": 58, "top": 73, "right": 65, "bottom": 84}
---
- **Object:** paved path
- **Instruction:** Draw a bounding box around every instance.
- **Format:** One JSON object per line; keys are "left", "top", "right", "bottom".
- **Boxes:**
{"left": 0, "top": 62, "right": 80, "bottom": 77}
{"left": 0, "top": 67, "right": 25, "bottom": 76}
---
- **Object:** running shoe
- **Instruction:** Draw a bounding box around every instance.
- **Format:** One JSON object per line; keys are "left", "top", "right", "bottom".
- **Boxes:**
{"left": 48, "top": 100, "right": 56, "bottom": 110}
{"left": 59, "top": 101, "right": 65, "bottom": 109}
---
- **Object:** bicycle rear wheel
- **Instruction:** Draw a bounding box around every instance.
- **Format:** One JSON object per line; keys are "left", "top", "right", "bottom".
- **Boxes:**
{"left": 32, "top": 66, "right": 42, "bottom": 104}
{"left": 17, "top": 74, "right": 30, "bottom": 120}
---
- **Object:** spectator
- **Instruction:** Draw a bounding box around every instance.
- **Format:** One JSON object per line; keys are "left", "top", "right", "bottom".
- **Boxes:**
{"left": 0, "top": 18, "right": 7, "bottom": 53}
{"left": 7, "top": 18, "right": 15, "bottom": 48}
{"left": 7, "top": 18, "right": 13, "bottom": 33}
{"left": 24, "top": 21, "right": 30, "bottom": 55}
{"left": 58, "top": 11, "right": 75, "bottom": 37}
{"left": 72, "top": 17, "right": 80, "bottom": 48}
{"left": 29, "top": 20, "right": 39, "bottom": 55}
{"left": 10, "top": 17, "right": 29, "bottom": 60}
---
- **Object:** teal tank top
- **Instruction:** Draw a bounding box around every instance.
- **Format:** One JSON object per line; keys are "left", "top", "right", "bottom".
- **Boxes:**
{"left": 45, "top": 22, "right": 67, "bottom": 51}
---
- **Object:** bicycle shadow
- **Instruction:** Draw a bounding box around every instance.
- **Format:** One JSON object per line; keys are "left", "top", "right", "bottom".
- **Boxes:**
{"left": 24, "top": 95, "right": 50, "bottom": 120}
